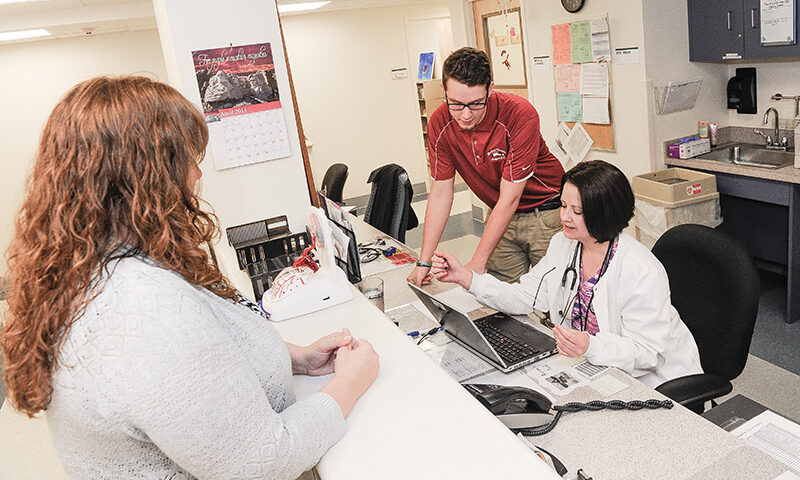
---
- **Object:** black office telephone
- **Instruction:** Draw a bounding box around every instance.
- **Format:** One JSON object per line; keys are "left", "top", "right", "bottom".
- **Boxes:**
{"left": 463, "top": 383, "right": 554, "bottom": 430}
{"left": 464, "top": 383, "right": 676, "bottom": 439}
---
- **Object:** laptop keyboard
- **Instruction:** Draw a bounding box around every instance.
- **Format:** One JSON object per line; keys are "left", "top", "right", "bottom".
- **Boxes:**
{"left": 474, "top": 318, "right": 540, "bottom": 364}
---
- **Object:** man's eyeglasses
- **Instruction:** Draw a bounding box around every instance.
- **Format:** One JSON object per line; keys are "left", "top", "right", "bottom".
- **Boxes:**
{"left": 445, "top": 92, "right": 489, "bottom": 111}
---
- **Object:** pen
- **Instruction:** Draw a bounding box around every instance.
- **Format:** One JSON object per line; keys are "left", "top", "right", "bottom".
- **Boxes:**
{"left": 407, "top": 326, "right": 443, "bottom": 337}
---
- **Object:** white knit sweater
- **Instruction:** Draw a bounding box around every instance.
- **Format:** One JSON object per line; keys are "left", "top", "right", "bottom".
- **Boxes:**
{"left": 47, "top": 256, "right": 346, "bottom": 479}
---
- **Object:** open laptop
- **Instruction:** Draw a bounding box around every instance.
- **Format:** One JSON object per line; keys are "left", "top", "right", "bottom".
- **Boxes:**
{"left": 408, "top": 283, "right": 558, "bottom": 373}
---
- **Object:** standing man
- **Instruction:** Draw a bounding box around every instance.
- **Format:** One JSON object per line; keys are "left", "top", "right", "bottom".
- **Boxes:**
{"left": 408, "top": 47, "right": 564, "bottom": 286}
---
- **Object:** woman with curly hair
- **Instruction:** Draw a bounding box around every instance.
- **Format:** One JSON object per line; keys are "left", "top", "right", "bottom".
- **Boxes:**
{"left": 1, "top": 76, "right": 379, "bottom": 480}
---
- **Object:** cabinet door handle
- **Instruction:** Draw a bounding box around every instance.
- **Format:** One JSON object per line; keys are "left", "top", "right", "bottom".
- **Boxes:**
{"left": 727, "top": 11, "right": 733, "bottom": 30}
{"left": 751, "top": 8, "right": 757, "bottom": 28}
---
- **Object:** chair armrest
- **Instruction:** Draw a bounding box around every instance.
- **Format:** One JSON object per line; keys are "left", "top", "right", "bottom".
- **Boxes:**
{"left": 655, "top": 373, "right": 733, "bottom": 410}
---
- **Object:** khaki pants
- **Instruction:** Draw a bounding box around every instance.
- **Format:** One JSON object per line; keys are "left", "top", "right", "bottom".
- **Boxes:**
{"left": 485, "top": 208, "right": 562, "bottom": 283}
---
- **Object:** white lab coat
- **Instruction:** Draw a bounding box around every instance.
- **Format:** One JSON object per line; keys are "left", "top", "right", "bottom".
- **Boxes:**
{"left": 468, "top": 232, "right": 703, "bottom": 388}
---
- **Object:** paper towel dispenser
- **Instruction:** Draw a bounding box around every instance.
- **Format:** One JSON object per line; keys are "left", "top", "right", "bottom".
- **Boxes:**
{"left": 728, "top": 67, "right": 757, "bottom": 114}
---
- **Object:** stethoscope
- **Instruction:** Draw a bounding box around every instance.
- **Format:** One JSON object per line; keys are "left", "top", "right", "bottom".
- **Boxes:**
{"left": 556, "top": 238, "right": 616, "bottom": 331}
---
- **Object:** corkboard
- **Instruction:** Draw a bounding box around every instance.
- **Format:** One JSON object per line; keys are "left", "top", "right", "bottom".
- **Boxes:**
{"left": 553, "top": 15, "right": 615, "bottom": 153}
{"left": 566, "top": 121, "right": 615, "bottom": 151}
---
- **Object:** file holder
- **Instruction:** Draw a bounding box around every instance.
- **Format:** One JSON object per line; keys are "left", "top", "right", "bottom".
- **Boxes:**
{"left": 318, "top": 190, "right": 362, "bottom": 284}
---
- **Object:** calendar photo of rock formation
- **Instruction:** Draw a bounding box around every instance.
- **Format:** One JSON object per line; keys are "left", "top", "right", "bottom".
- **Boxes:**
{"left": 192, "top": 42, "right": 282, "bottom": 122}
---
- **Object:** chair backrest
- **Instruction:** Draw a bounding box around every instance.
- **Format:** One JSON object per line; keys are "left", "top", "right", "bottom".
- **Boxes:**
{"left": 363, "top": 164, "right": 416, "bottom": 242}
{"left": 651, "top": 224, "right": 759, "bottom": 381}
{"left": 321, "top": 163, "right": 348, "bottom": 205}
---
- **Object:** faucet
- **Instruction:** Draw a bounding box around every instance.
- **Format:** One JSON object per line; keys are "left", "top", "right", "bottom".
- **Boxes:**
{"left": 761, "top": 107, "right": 788, "bottom": 150}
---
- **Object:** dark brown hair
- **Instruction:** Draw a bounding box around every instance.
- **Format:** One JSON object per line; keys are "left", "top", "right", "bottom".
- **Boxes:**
{"left": 442, "top": 47, "right": 492, "bottom": 90}
{"left": 561, "top": 160, "right": 635, "bottom": 243}
{"left": 2, "top": 76, "right": 237, "bottom": 417}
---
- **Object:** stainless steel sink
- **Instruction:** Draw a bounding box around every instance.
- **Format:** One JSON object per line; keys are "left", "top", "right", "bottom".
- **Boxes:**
{"left": 697, "top": 144, "right": 794, "bottom": 169}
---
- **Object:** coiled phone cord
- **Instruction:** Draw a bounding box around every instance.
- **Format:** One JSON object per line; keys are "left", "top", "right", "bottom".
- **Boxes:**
{"left": 517, "top": 399, "right": 674, "bottom": 437}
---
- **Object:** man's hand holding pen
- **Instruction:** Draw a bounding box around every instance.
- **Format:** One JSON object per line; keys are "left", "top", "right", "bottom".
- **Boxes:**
{"left": 430, "top": 251, "right": 474, "bottom": 290}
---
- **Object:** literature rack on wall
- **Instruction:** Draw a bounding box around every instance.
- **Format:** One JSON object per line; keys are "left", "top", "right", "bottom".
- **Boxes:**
{"left": 550, "top": 14, "right": 615, "bottom": 152}
{"left": 317, "top": 191, "right": 362, "bottom": 284}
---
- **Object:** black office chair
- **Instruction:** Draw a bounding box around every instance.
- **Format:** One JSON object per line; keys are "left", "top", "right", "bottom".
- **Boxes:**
{"left": 363, "top": 164, "right": 419, "bottom": 243}
{"left": 652, "top": 224, "right": 760, "bottom": 414}
{"left": 320, "top": 163, "right": 348, "bottom": 205}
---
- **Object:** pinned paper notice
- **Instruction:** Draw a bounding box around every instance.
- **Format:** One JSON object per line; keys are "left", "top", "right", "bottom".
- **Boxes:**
{"left": 580, "top": 63, "right": 609, "bottom": 96}
{"left": 570, "top": 20, "right": 592, "bottom": 63}
{"left": 590, "top": 16, "right": 611, "bottom": 62}
{"left": 590, "top": 16, "right": 608, "bottom": 33}
{"left": 555, "top": 64, "right": 580, "bottom": 92}
{"left": 558, "top": 92, "right": 582, "bottom": 123}
{"left": 552, "top": 23, "right": 571, "bottom": 65}
{"left": 564, "top": 122, "right": 593, "bottom": 162}
{"left": 582, "top": 96, "right": 610, "bottom": 124}
{"left": 551, "top": 121, "right": 572, "bottom": 167}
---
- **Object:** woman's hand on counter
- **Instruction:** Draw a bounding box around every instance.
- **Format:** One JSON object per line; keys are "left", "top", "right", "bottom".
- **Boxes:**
{"left": 322, "top": 338, "right": 380, "bottom": 418}
{"left": 288, "top": 328, "right": 353, "bottom": 376}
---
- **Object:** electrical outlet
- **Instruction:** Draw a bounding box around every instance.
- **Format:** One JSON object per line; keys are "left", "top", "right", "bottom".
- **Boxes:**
{"left": 779, "top": 118, "right": 796, "bottom": 130}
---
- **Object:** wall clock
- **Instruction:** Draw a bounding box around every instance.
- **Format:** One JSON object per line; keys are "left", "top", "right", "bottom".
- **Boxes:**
{"left": 561, "top": 0, "right": 585, "bottom": 13}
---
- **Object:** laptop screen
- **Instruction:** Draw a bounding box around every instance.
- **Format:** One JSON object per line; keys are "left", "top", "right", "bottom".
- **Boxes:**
{"left": 407, "top": 283, "right": 505, "bottom": 367}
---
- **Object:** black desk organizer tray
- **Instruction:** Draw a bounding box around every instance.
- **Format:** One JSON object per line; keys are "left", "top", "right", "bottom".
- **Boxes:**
{"left": 226, "top": 215, "right": 311, "bottom": 299}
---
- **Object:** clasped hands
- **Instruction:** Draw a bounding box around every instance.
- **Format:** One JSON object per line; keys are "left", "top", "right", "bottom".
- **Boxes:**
{"left": 291, "top": 328, "right": 378, "bottom": 377}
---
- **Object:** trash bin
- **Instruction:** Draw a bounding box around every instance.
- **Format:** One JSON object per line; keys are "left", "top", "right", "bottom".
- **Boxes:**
{"left": 631, "top": 168, "right": 723, "bottom": 249}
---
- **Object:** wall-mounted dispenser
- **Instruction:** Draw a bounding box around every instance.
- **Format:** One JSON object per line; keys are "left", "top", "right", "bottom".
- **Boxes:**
{"left": 727, "top": 67, "right": 757, "bottom": 114}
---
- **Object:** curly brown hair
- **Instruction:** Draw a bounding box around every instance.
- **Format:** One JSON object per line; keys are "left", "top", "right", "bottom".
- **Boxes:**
{"left": 2, "top": 76, "right": 237, "bottom": 417}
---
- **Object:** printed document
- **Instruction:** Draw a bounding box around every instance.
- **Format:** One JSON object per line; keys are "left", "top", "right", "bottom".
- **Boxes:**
{"left": 731, "top": 410, "right": 800, "bottom": 472}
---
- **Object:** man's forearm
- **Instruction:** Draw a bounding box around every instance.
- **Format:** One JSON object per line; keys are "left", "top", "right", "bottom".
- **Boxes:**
{"left": 418, "top": 184, "right": 454, "bottom": 261}
{"left": 470, "top": 200, "right": 517, "bottom": 265}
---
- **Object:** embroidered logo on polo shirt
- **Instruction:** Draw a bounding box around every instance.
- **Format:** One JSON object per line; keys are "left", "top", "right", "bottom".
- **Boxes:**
{"left": 487, "top": 148, "right": 506, "bottom": 162}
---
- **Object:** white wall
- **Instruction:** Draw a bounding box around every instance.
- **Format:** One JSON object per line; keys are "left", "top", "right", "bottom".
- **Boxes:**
{"left": 643, "top": 0, "right": 799, "bottom": 159}
{"left": 726, "top": 62, "right": 800, "bottom": 129}
{"left": 405, "top": 15, "right": 453, "bottom": 83}
{"left": 281, "top": 3, "right": 451, "bottom": 199}
{"left": 522, "top": 0, "right": 653, "bottom": 177}
{"left": 0, "top": 29, "right": 167, "bottom": 274}
{"left": 154, "top": 0, "right": 315, "bottom": 294}
{"left": 642, "top": 0, "right": 730, "bottom": 168}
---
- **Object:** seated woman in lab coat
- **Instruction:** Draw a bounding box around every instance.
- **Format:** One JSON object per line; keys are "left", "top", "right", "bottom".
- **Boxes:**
{"left": 431, "top": 160, "right": 702, "bottom": 388}
{"left": 1, "top": 76, "right": 379, "bottom": 480}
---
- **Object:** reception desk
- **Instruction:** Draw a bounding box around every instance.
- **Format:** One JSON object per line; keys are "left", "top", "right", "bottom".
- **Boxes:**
{"left": 272, "top": 290, "right": 563, "bottom": 479}
{"left": 292, "top": 214, "right": 797, "bottom": 480}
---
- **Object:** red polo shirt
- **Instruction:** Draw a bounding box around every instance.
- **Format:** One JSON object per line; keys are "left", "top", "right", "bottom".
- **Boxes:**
{"left": 427, "top": 91, "right": 564, "bottom": 211}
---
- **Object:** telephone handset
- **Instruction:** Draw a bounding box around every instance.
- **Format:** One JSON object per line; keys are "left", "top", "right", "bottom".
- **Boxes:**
{"left": 463, "top": 383, "right": 554, "bottom": 430}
